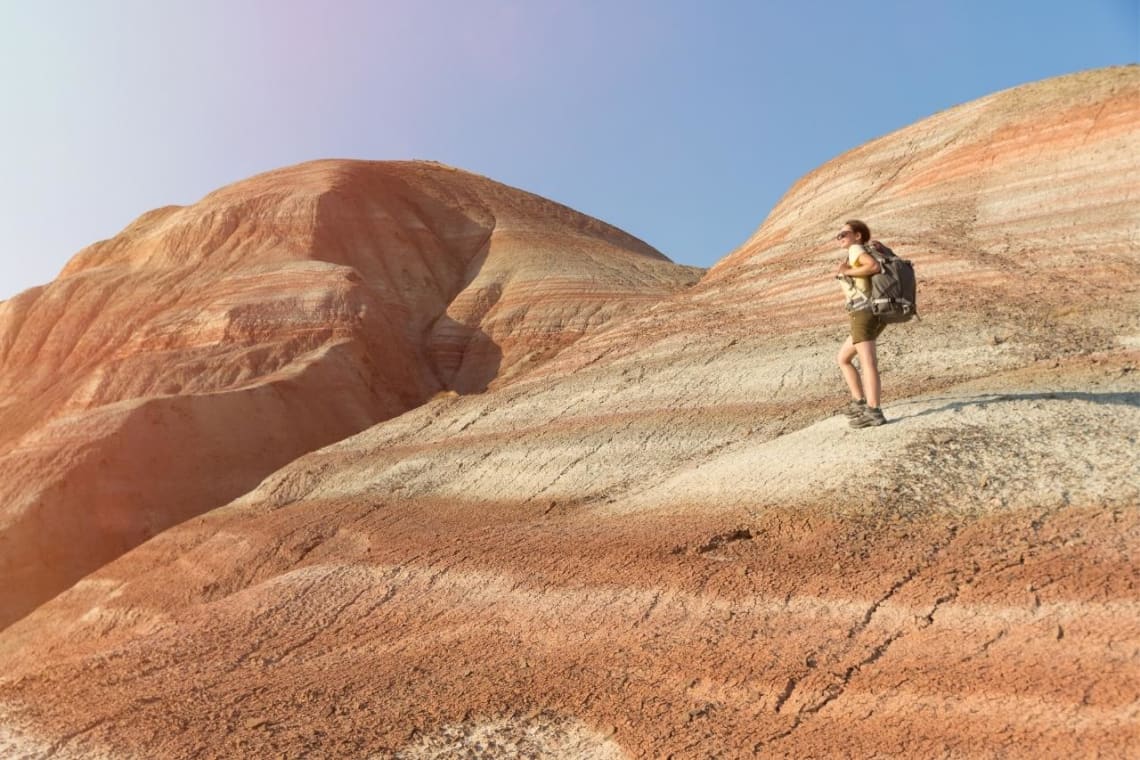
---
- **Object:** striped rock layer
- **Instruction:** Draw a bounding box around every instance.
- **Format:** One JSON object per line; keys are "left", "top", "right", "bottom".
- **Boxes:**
{"left": 0, "top": 160, "right": 699, "bottom": 628}
{"left": 0, "top": 66, "right": 1138, "bottom": 758}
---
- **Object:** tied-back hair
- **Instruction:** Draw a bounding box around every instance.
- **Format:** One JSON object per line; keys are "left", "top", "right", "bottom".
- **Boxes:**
{"left": 845, "top": 219, "right": 871, "bottom": 244}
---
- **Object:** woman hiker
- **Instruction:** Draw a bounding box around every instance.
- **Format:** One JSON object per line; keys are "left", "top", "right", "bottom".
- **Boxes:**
{"left": 834, "top": 219, "right": 887, "bottom": 428}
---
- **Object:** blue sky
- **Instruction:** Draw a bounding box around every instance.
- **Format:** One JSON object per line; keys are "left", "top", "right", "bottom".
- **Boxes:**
{"left": 1, "top": 0, "right": 1136, "bottom": 299}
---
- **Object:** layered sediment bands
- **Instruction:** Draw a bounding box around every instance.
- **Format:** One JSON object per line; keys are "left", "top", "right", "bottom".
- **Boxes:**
{"left": 712, "top": 66, "right": 1140, "bottom": 281}
{"left": 1, "top": 499, "right": 1137, "bottom": 757}
{"left": 0, "top": 67, "right": 1138, "bottom": 757}
{"left": 430, "top": 227, "right": 699, "bottom": 393}
{"left": 0, "top": 160, "right": 697, "bottom": 628}
{"left": 527, "top": 65, "right": 1140, "bottom": 380}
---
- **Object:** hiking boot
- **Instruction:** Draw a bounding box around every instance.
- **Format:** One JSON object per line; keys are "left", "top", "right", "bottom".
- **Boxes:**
{"left": 850, "top": 406, "right": 886, "bottom": 428}
{"left": 841, "top": 399, "right": 867, "bottom": 419}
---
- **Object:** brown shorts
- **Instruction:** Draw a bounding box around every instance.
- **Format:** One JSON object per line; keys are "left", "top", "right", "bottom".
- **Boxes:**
{"left": 850, "top": 310, "right": 886, "bottom": 344}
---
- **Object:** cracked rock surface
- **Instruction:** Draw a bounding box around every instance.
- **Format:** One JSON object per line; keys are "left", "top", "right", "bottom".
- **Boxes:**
{"left": 0, "top": 66, "right": 1138, "bottom": 758}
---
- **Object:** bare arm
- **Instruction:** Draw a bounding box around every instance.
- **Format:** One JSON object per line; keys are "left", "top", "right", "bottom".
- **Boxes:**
{"left": 837, "top": 252, "right": 882, "bottom": 278}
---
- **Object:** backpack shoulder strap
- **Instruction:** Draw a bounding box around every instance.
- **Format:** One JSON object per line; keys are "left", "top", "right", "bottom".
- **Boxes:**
{"left": 862, "top": 241, "right": 887, "bottom": 267}
{"left": 869, "top": 240, "right": 896, "bottom": 257}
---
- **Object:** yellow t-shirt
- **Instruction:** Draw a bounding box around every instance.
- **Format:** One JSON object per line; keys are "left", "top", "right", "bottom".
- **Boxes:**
{"left": 838, "top": 244, "right": 872, "bottom": 303}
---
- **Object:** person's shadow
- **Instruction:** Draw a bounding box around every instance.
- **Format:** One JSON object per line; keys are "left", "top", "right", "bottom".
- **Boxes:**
{"left": 888, "top": 389, "right": 1140, "bottom": 422}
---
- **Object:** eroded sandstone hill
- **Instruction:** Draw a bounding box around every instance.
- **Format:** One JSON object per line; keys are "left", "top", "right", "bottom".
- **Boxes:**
{"left": 0, "top": 161, "right": 700, "bottom": 628}
{"left": 1, "top": 66, "right": 1138, "bottom": 758}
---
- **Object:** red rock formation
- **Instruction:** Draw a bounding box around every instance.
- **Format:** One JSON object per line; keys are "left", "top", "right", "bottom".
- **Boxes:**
{"left": 0, "top": 160, "right": 699, "bottom": 629}
{"left": 531, "top": 66, "right": 1140, "bottom": 374}
{"left": 0, "top": 67, "right": 1137, "bottom": 758}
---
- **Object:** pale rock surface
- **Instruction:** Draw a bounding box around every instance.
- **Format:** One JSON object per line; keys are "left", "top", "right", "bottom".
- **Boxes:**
{"left": 0, "top": 66, "right": 1138, "bottom": 758}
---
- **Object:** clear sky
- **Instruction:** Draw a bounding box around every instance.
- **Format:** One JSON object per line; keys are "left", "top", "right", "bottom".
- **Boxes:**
{"left": 1, "top": 0, "right": 1136, "bottom": 300}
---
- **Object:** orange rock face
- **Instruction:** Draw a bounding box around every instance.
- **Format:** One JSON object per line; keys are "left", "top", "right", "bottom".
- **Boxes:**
{"left": 0, "top": 160, "right": 699, "bottom": 628}
{"left": 0, "top": 67, "right": 1138, "bottom": 758}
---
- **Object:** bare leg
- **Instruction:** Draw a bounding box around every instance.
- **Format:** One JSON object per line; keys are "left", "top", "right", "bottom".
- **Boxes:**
{"left": 836, "top": 337, "right": 864, "bottom": 400}
{"left": 854, "top": 339, "right": 880, "bottom": 408}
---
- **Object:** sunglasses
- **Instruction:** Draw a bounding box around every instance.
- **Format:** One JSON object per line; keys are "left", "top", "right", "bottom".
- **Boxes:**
{"left": 836, "top": 230, "right": 853, "bottom": 240}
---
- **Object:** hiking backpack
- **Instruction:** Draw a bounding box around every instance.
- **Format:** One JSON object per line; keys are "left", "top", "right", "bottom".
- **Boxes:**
{"left": 858, "top": 240, "right": 918, "bottom": 323}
